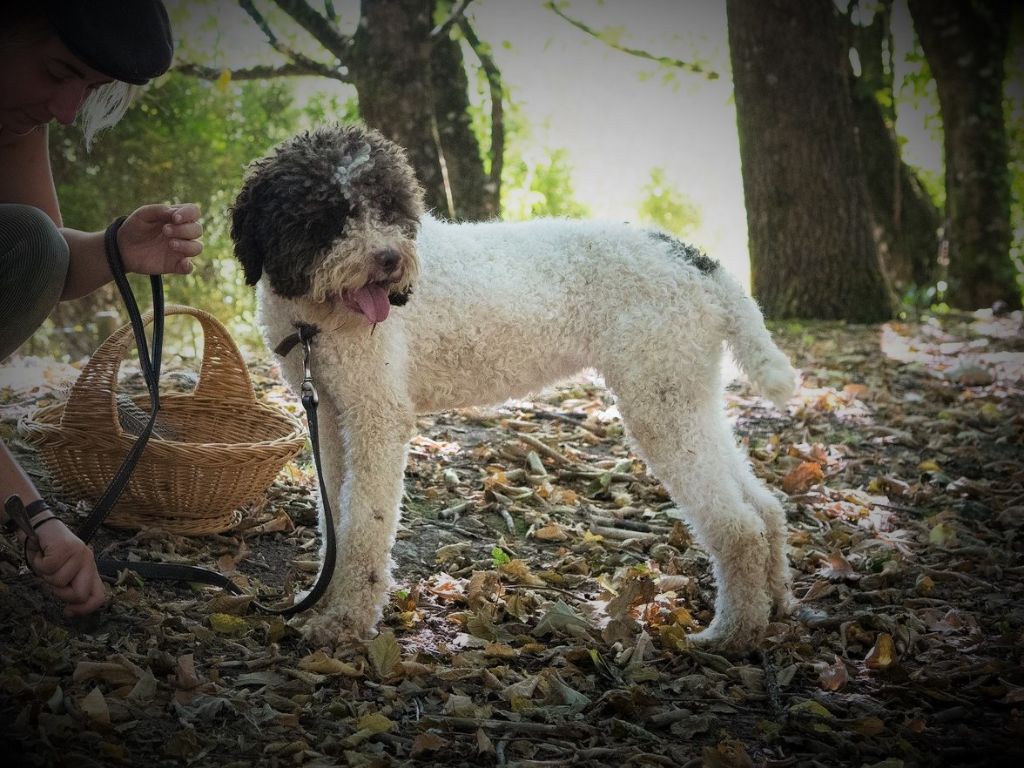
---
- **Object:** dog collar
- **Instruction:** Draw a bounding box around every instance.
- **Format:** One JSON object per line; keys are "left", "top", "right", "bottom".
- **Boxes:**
{"left": 273, "top": 323, "right": 321, "bottom": 357}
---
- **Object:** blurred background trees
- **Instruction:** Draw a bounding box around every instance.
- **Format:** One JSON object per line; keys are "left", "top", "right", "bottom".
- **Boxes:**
{"left": 23, "top": 0, "right": 1024, "bottom": 361}
{"left": 727, "top": 0, "right": 894, "bottom": 322}
{"left": 908, "top": 0, "right": 1015, "bottom": 310}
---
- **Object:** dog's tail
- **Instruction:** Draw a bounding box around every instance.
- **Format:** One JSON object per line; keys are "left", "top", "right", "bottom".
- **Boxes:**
{"left": 712, "top": 269, "right": 798, "bottom": 411}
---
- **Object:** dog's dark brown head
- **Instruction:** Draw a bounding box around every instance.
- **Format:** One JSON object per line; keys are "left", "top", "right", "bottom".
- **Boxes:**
{"left": 231, "top": 123, "right": 424, "bottom": 322}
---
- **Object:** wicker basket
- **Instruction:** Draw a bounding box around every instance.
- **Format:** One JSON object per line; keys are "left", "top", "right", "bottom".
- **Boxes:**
{"left": 20, "top": 305, "right": 306, "bottom": 534}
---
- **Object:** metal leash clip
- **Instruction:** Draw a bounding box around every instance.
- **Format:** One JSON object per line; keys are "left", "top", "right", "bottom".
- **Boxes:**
{"left": 301, "top": 335, "right": 317, "bottom": 409}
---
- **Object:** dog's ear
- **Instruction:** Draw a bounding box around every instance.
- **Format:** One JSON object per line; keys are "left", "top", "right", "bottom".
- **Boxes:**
{"left": 230, "top": 171, "right": 265, "bottom": 286}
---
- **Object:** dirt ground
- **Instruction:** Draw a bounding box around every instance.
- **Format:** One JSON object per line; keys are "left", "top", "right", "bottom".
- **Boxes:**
{"left": 1, "top": 310, "right": 1022, "bottom": 767}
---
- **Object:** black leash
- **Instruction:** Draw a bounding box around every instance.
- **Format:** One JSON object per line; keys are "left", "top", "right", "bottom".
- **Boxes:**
{"left": 77, "top": 217, "right": 336, "bottom": 616}
{"left": 77, "top": 217, "right": 163, "bottom": 543}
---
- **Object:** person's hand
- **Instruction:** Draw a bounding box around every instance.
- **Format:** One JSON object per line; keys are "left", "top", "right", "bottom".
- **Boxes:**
{"left": 23, "top": 517, "right": 107, "bottom": 617}
{"left": 117, "top": 203, "right": 203, "bottom": 276}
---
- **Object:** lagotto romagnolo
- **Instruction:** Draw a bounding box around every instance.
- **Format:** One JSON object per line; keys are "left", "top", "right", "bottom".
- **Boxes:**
{"left": 231, "top": 123, "right": 799, "bottom": 650}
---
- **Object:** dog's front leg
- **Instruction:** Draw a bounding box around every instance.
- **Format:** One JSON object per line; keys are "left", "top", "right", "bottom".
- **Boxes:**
{"left": 302, "top": 388, "right": 414, "bottom": 646}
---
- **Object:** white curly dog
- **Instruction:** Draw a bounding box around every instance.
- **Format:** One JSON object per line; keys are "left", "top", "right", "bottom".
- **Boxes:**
{"left": 231, "top": 123, "right": 798, "bottom": 650}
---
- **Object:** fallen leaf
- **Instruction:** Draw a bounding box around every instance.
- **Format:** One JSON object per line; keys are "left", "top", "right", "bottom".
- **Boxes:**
{"left": 209, "top": 613, "right": 250, "bottom": 637}
{"left": 783, "top": 462, "right": 824, "bottom": 494}
{"left": 928, "top": 522, "right": 958, "bottom": 548}
{"left": 820, "top": 550, "right": 858, "bottom": 581}
{"left": 175, "top": 654, "right": 201, "bottom": 690}
{"left": 865, "top": 632, "right": 896, "bottom": 670}
{"left": 476, "top": 728, "right": 495, "bottom": 755}
{"left": 80, "top": 687, "right": 110, "bottom": 725}
{"left": 298, "top": 650, "right": 363, "bottom": 677}
{"left": 702, "top": 739, "right": 754, "bottom": 768}
{"left": 818, "top": 656, "right": 849, "bottom": 691}
{"left": 411, "top": 732, "right": 448, "bottom": 756}
{"left": 367, "top": 631, "right": 402, "bottom": 679}
{"left": 533, "top": 523, "right": 570, "bottom": 541}
{"left": 852, "top": 715, "right": 886, "bottom": 736}
{"left": 357, "top": 712, "right": 394, "bottom": 734}
{"left": 533, "top": 600, "right": 594, "bottom": 639}
{"left": 788, "top": 699, "right": 834, "bottom": 719}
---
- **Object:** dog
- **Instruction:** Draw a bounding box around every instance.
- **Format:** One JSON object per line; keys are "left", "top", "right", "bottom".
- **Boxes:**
{"left": 231, "top": 123, "right": 798, "bottom": 650}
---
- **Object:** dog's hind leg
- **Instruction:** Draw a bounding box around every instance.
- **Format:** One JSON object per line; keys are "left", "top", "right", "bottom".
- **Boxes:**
{"left": 611, "top": 376, "right": 772, "bottom": 650}
{"left": 734, "top": 468, "right": 794, "bottom": 618}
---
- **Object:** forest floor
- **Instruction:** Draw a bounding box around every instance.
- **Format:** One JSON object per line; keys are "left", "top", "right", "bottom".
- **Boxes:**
{"left": 1, "top": 310, "right": 1022, "bottom": 768}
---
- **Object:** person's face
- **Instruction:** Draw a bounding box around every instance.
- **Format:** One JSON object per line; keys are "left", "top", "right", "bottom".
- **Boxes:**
{"left": 0, "top": 33, "right": 114, "bottom": 135}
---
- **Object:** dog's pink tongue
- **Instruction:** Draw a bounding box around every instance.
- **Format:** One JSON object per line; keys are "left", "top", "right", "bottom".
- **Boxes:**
{"left": 347, "top": 285, "right": 391, "bottom": 323}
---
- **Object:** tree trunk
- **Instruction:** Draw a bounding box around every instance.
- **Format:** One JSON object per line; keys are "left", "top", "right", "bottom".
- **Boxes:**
{"left": 726, "top": 0, "right": 893, "bottom": 321}
{"left": 908, "top": 0, "right": 1017, "bottom": 309}
{"left": 430, "top": 32, "right": 496, "bottom": 219}
{"left": 846, "top": 3, "right": 940, "bottom": 292}
{"left": 350, "top": 0, "right": 443, "bottom": 214}
{"left": 350, "top": 0, "right": 491, "bottom": 221}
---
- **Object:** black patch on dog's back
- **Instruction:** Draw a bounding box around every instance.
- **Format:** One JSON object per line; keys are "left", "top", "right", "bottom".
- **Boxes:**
{"left": 647, "top": 231, "right": 719, "bottom": 275}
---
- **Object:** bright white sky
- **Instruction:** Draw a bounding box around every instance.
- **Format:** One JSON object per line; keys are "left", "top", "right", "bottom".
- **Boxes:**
{"left": 471, "top": 0, "right": 748, "bottom": 279}
{"left": 172, "top": 0, "right": 751, "bottom": 280}
{"left": 173, "top": 0, "right": 944, "bottom": 289}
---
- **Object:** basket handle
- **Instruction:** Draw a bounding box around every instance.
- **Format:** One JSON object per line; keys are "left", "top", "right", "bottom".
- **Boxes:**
{"left": 61, "top": 304, "right": 257, "bottom": 431}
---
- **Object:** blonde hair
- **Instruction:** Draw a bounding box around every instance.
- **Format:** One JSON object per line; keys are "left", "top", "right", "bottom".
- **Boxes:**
{"left": 79, "top": 82, "right": 137, "bottom": 147}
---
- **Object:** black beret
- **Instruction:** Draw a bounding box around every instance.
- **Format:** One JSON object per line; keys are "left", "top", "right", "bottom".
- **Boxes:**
{"left": 43, "top": 0, "right": 174, "bottom": 85}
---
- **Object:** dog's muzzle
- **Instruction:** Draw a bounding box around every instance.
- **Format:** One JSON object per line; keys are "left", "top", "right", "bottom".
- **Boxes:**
{"left": 336, "top": 248, "right": 412, "bottom": 323}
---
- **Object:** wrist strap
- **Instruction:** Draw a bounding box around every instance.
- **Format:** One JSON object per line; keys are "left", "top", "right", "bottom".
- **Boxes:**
{"left": 3, "top": 496, "right": 49, "bottom": 535}
{"left": 25, "top": 499, "right": 50, "bottom": 518}
{"left": 31, "top": 515, "right": 59, "bottom": 532}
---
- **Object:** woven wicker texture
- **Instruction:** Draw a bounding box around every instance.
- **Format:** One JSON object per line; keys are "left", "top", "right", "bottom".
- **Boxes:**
{"left": 20, "top": 305, "right": 305, "bottom": 534}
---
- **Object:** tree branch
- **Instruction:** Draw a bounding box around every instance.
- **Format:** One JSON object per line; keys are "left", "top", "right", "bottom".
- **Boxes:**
{"left": 545, "top": 2, "right": 719, "bottom": 80}
{"left": 432, "top": 0, "right": 475, "bottom": 40}
{"left": 240, "top": 0, "right": 285, "bottom": 54}
{"left": 270, "top": 0, "right": 353, "bottom": 57}
{"left": 236, "top": 0, "right": 350, "bottom": 79}
{"left": 457, "top": 16, "right": 503, "bottom": 200}
{"left": 175, "top": 61, "right": 350, "bottom": 83}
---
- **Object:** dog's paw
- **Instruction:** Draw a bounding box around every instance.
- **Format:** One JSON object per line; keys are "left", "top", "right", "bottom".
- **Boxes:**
{"left": 687, "top": 615, "right": 767, "bottom": 653}
{"left": 771, "top": 589, "right": 798, "bottom": 619}
{"left": 294, "top": 610, "right": 377, "bottom": 648}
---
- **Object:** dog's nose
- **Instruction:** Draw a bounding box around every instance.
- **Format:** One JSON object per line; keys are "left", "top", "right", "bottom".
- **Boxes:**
{"left": 375, "top": 248, "right": 401, "bottom": 274}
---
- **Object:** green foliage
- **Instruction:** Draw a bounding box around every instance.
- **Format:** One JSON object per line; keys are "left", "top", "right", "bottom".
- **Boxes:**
{"left": 41, "top": 74, "right": 306, "bottom": 357}
{"left": 302, "top": 90, "right": 361, "bottom": 127}
{"left": 636, "top": 167, "right": 700, "bottom": 237}
{"left": 896, "top": 281, "right": 951, "bottom": 320}
{"left": 466, "top": 59, "right": 588, "bottom": 220}
{"left": 503, "top": 147, "right": 591, "bottom": 221}
{"left": 894, "top": 39, "right": 945, "bottom": 209}
{"left": 491, "top": 547, "right": 511, "bottom": 567}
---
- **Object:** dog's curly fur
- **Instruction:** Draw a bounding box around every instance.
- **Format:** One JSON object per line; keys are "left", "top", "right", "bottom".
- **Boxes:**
{"left": 232, "top": 125, "right": 423, "bottom": 301}
{"left": 232, "top": 122, "right": 799, "bottom": 650}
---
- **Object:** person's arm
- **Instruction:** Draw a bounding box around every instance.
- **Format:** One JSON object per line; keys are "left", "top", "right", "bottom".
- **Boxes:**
{"left": 0, "top": 125, "right": 62, "bottom": 224}
{"left": 60, "top": 203, "right": 202, "bottom": 300}
{"left": 1, "top": 442, "right": 107, "bottom": 616}
{"left": 0, "top": 125, "right": 203, "bottom": 300}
